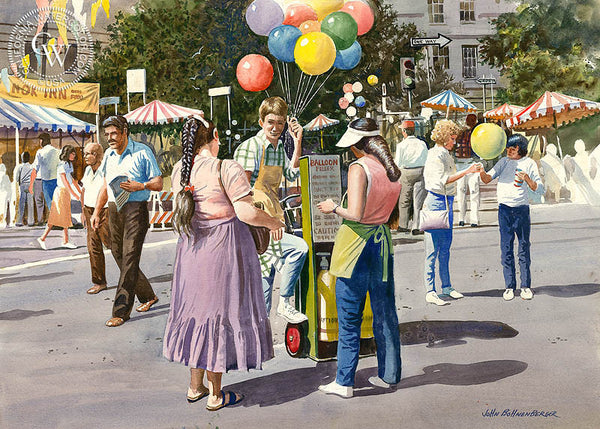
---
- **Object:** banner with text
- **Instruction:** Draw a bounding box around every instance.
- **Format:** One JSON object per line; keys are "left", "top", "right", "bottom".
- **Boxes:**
{"left": 0, "top": 77, "right": 100, "bottom": 114}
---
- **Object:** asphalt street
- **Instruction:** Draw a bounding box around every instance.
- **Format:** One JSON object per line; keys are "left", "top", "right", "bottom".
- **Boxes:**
{"left": 1, "top": 187, "right": 599, "bottom": 429}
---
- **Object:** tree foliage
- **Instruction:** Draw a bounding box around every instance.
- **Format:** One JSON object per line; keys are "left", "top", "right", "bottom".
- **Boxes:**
{"left": 480, "top": 0, "right": 600, "bottom": 105}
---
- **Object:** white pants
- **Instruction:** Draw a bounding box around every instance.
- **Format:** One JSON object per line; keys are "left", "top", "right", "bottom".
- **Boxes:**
{"left": 456, "top": 169, "right": 480, "bottom": 225}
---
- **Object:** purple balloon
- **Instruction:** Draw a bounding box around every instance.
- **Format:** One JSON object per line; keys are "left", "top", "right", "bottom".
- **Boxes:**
{"left": 246, "top": 0, "right": 284, "bottom": 36}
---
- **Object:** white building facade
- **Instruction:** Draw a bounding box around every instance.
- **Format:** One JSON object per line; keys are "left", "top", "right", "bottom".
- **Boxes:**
{"left": 388, "top": 0, "right": 517, "bottom": 107}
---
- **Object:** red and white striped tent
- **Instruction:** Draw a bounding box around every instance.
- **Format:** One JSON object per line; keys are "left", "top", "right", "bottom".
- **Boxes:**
{"left": 124, "top": 100, "right": 205, "bottom": 125}
{"left": 506, "top": 91, "right": 600, "bottom": 131}
{"left": 483, "top": 103, "right": 523, "bottom": 120}
{"left": 303, "top": 114, "right": 340, "bottom": 131}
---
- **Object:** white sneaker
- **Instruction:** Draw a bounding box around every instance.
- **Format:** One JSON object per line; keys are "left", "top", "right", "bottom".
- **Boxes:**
{"left": 520, "top": 288, "right": 533, "bottom": 300}
{"left": 368, "top": 376, "right": 394, "bottom": 389}
{"left": 37, "top": 237, "right": 47, "bottom": 250}
{"left": 318, "top": 381, "right": 353, "bottom": 398}
{"left": 442, "top": 288, "right": 464, "bottom": 299}
{"left": 61, "top": 242, "right": 77, "bottom": 249}
{"left": 276, "top": 301, "right": 308, "bottom": 324}
{"left": 425, "top": 291, "right": 449, "bottom": 306}
{"left": 503, "top": 289, "right": 515, "bottom": 301}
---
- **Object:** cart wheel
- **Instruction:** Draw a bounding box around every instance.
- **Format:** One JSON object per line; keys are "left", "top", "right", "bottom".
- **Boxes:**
{"left": 285, "top": 322, "right": 307, "bottom": 358}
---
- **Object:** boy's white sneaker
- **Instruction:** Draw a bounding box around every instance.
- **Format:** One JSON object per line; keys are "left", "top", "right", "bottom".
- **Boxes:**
{"left": 503, "top": 289, "right": 515, "bottom": 301}
{"left": 318, "top": 381, "right": 353, "bottom": 398}
{"left": 426, "top": 291, "right": 449, "bottom": 306}
{"left": 520, "top": 288, "right": 533, "bottom": 300}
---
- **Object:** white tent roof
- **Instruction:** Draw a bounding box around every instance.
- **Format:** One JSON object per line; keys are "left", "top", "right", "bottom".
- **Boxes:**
{"left": 0, "top": 98, "right": 95, "bottom": 133}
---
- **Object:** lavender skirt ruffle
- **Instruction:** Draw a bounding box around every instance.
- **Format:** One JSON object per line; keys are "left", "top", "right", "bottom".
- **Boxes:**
{"left": 163, "top": 216, "right": 274, "bottom": 372}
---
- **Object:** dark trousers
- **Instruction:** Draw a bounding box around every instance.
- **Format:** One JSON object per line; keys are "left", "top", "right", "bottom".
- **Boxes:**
{"left": 498, "top": 204, "right": 531, "bottom": 289}
{"left": 33, "top": 179, "right": 45, "bottom": 223}
{"left": 83, "top": 206, "right": 111, "bottom": 286}
{"left": 108, "top": 201, "right": 155, "bottom": 319}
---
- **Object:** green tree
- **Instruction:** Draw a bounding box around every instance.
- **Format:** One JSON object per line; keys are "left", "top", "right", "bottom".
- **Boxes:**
{"left": 480, "top": 0, "right": 600, "bottom": 105}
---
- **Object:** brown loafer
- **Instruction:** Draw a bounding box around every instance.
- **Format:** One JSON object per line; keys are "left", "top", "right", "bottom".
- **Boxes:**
{"left": 106, "top": 317, "right": 125, "bottom": 327}
{"left": 87, "top": 284, "right": 107, "bottom": 294}
{"left": 136, "top": 296, "right": 159, "bottom": 312}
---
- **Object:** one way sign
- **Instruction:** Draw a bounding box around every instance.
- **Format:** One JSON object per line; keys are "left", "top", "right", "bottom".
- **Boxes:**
{"left": 410, "top": 33, "right": 452, "bottom": 49}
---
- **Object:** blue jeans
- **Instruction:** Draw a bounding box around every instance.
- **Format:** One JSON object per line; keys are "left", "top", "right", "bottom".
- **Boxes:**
{"left": 423, "top": 192, "right": 454, "bottom": 293}
{"left": 498, "top": 204, "right": 531, "bottom": 289}
{"left": 42, "top": 179, "right": 57, "bottom": 211}
{"left": 262, "top": 232, "right": 308, "bottom": 312}
{"left": 336, "top": 235, "right": 401, "bottom": 387}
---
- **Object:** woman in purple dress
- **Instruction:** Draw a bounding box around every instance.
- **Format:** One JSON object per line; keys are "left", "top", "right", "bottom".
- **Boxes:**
{"left": 163, "top": 117, "right": 284, "bottom": 411}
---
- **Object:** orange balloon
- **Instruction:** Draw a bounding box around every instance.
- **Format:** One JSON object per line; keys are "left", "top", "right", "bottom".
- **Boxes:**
{"left": 299, "top": 20, "right": 321, "bottom": 34}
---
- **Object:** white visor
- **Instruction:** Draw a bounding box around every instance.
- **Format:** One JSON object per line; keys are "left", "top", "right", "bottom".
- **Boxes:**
{"left": 336, "top": 126, "right": 380, "bottom": 147}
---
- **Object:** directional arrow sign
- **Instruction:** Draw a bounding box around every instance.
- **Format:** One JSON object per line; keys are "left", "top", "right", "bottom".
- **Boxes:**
{"left": 476, "top": 77, "right": 497, "bottom": 85}
{"left": 410, "top": 33, "right": 452, "bottom": 49}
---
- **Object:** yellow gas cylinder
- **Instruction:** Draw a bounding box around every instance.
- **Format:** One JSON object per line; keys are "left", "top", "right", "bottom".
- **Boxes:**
{"left": 317, "top": 254, "right": 374, "bottom": 342}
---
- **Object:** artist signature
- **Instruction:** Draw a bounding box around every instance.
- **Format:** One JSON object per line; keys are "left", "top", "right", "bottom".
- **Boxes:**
{"left": 482, "top": 408, "right": 559, "bottom": 418}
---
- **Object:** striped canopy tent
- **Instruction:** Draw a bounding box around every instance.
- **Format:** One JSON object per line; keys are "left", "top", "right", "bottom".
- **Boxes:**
{"left": 506, "top": 91, "right": 600, "bottom": 157}
{"left": 420, "top": 89, "right": 477, "bottom": 118}
{"left": 124, "top": 100, "right": 205, "bottom": 125}
{"left": 303, "top": 114, "right": 340, "bottom": 150}
{"left": 483, "top": 103, "right": 524, "bottom": 120}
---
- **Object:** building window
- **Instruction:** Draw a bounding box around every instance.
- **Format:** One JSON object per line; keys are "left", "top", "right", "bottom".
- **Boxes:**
{"left": 460, "top": 1, "right": 475, "bottom": 22}
{"left": 462, "top": 45, "right": 478, "bottom": 78}
{"left": 431, "top": 46, "right": 449, "bottom": 69}
{"left": 428, "top": 0, "right": 444, "bottom": 24}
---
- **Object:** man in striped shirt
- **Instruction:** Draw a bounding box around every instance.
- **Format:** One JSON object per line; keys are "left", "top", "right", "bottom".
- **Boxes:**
{"left": 234, "top": 97, "right": 308, "bottom": 324}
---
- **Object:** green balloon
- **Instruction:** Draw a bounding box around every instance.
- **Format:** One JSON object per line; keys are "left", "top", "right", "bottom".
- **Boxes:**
{"left": 321, "top": 11, "right": 358, "bottom": 51}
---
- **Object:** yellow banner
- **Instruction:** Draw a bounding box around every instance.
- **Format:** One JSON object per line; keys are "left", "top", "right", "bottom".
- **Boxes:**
{"left": 0, "top": 76, "right": 99, "bottom": 114}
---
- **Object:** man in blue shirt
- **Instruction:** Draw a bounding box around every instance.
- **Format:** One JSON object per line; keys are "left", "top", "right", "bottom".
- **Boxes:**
{"left": 91, "top": 115, "right": 163, "bottom": 327}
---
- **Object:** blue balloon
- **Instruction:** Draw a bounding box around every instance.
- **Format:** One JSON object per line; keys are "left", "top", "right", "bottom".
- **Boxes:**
{"left": 355, "top": 95, "right": 366, "bottom": 107}
{"left": 268, "top": 25, "right": 302, "bottom": 63}
{"left": 333, "top": 41, "right": 362, "bottom": 70}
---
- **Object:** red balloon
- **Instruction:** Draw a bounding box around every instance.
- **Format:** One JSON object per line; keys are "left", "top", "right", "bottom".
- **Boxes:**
{"left": 341, "top": 1, "right": 374, "bottom": 36}
{"left": 236, "top": 54, "right": 274, "bottom": 92}
{"left": 283, "top": 3, "right": 318, "bottom": 27}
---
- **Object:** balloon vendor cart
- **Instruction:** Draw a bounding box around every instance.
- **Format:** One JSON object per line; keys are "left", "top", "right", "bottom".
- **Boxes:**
{"left": 284, "top": 154, "right": 376, "bottom": 360}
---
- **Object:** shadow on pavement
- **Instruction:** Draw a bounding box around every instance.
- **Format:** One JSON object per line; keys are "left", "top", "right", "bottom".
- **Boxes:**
{"left": 396, "top": 360, "right": 528, "bottom": 388}
{"left": 225, "top": 361, "right": 337, "bottom": 408}
{"left": 147, "top": 273, "right": 173, "bottom": 283}
{"left": 399, "top": 320, "right": 519, "bottom": 347}
{"left": 0, "top": 309, "right": 54, "bottom": 320}
{"left": 0, "top": 271, "right": 74, "bottom": 284}
{"left": 464, "top": 283, "right": 600, "bottom": 299}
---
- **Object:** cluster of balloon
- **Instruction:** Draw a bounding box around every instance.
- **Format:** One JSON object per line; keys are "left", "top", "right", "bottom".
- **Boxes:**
{"left": 337, "top": 74, "right": 376, "bottom": 117}
{"left": 470, "top": 123, "right": 507, "bottom": 160}
{"left": 238, "top": 0, "right": 376, "bottom": 116}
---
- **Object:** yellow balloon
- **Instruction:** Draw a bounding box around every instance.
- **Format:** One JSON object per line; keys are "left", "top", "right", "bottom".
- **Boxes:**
{"left": 300, "top": 20, "right": 321, "bottom": 34}
{"left": 470, "top": 123, "right": 507, "bottom": 160}
{"left": 307, "top": 0, "right": 344, "bottom": 20}
{"left": 294, "top": 32, "right": 336, "bottom": 75}
{"left": 367, "top": 74, "right": 378, "bottom": 85}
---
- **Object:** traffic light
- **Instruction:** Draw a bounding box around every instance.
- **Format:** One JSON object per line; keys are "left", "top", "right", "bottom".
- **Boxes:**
{"left": 400, "top": 57, "right": 416, "bottom": 91}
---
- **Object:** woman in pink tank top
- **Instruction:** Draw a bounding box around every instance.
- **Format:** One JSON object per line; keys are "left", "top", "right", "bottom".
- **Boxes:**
{"left": 317, "top": 118, "right": 402, "bottom": 398}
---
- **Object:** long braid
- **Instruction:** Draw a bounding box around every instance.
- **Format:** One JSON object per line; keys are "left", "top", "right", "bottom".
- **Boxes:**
{"left": 173, "top": 118, "right": 199, "bottom": 237}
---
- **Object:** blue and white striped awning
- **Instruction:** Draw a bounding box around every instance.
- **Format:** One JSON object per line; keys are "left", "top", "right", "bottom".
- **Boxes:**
{"left": 0, "top": 98, "right": 95, "bottom": 133}
{"left": 421, "top": 89, "right": 477, "bottom": 114}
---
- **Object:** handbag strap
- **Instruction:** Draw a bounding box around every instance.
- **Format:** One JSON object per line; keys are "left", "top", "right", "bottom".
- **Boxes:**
{"left": 216, "top": 159, "right": 231, "bottom": 205}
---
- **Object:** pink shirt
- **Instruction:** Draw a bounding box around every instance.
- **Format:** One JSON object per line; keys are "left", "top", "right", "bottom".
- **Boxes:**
{"left": 353, "top": 155, "right": 401, "bottom": 225}
{"left": 171, "top": 156, "right": 251, "bottom": 221}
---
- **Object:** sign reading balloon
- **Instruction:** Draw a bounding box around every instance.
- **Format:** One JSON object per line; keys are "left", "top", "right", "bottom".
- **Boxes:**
{"left": 470, "top": 123, "right": 507, "bottom": 160}
{"left": 236, "top": 54, "right": 274, "bottom": 91}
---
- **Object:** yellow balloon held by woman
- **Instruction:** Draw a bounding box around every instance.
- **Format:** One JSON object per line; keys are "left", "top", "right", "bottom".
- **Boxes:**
{"left": 367, "top": 74, "right": 378, "bottom": 85}
{"left": 470, "top": 123, "right": 507, "bottom": 160}
{"left": 294, "top": 32, "right": 336, "bottom": 75}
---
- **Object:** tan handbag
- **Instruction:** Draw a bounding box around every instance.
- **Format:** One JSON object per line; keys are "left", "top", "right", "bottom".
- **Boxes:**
{"left": 218, "top": 160, "right": 271, "bottom": 254}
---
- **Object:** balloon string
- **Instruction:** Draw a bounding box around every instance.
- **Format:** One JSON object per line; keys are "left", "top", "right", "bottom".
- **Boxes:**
{"left": 275, "top": 61, "right": 286, "bottom": 103}
{"left": 295, "top": 74, "right": 313, "bottom": 117}
{"left": 299, "top": 74, "right": 318, "bottom": 116}
{"left": 265, "top": 89, "right": 270, "bottom": 98}
{"left": 297, "top": 68, "right": 335, "bottom": 117}
{"left": 293, "top": 72, "right": 305, "bottom": 116}
{"left": 285, "top": 62, "right": 292, "bottom": 107}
